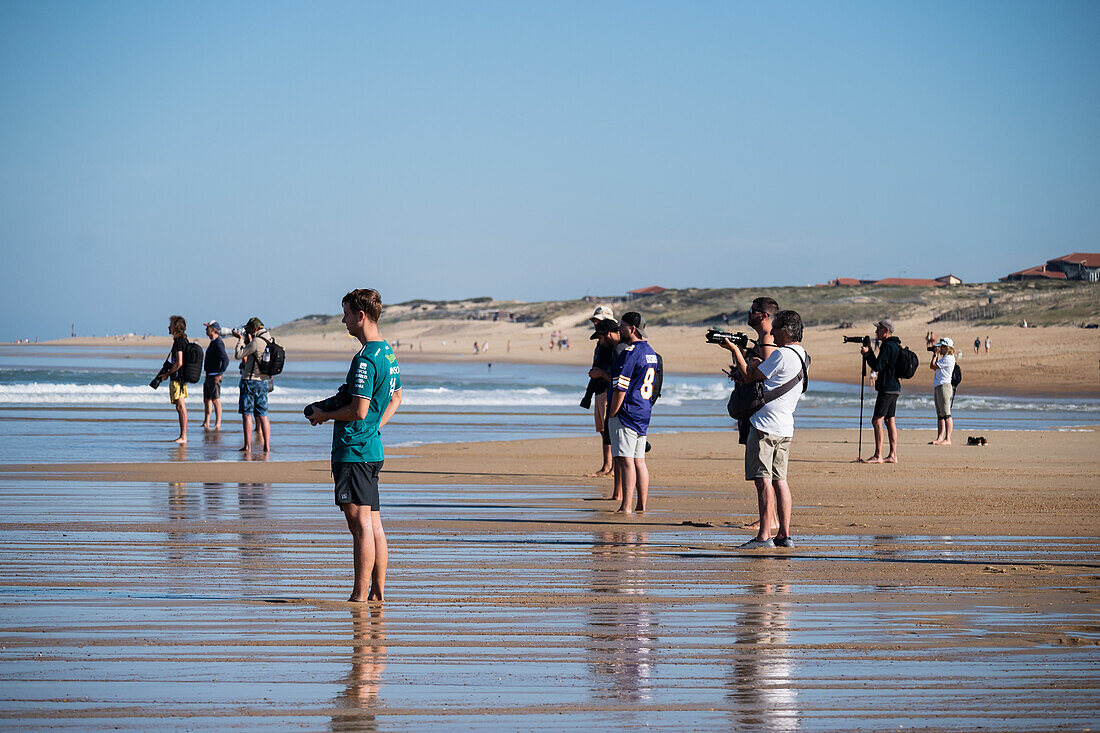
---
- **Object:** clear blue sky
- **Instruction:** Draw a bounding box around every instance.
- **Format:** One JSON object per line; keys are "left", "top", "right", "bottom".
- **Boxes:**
{"left": 2, "top": 1, "right": 1098, "bottom": 340}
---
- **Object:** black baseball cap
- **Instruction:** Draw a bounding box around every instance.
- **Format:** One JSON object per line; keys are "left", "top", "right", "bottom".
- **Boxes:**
{"left": 590, "top": 319, "right": 619, "bottom": 339}
{"left": 620, "top": 312, "right": 646, "bottom": 338}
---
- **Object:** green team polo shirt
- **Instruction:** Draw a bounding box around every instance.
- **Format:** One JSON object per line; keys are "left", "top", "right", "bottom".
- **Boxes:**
{"left": 331, "top": 341, "right": 401, "bottom": 463}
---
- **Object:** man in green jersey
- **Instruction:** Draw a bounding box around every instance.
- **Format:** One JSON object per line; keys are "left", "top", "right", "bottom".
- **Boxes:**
{"left": 305, "top": 289, "right": 403, "bottom": 602}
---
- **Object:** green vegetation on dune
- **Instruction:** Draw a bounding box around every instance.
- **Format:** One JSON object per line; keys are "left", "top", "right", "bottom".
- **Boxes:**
{"left": 277, "top": 281, "right": 1100, "bottom": 332}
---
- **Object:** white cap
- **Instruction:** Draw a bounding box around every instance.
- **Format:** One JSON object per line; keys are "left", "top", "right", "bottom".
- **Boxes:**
{"left": 934, "top": 337, "right": 954, "bottom": 348}
{"left": 590, "top": 305, "right": 615, "bottom": 322}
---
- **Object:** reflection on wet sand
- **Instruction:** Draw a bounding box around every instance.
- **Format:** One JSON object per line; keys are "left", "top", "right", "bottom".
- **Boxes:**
{"left": 586, "top": 530, "right": 657, "bottom": 704}
{"left": 728, "top": 582, "right": 798, "bottom": 731}
{"left": 331, "top": 605, "right": 387, "bottom": 733}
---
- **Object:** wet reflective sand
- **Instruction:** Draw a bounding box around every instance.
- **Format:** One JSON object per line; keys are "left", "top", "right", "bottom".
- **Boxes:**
{"left": 1, "top": 477, "right": 1097, "bottom": 730}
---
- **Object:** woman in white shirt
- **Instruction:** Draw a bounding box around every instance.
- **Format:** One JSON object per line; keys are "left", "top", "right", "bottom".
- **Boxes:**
{"left": 929, "top": 337, "right": 956, "bottom": 445}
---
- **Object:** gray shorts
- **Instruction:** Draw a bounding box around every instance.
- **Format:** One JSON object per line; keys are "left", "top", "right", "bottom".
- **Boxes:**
{"left": 745, "top": 425, "right": 792, "bottom": 481}
{"left": 609, "top": 415, "right": 646, "bottom": 459}
{"left": 934, "top": 383, "right": 953, "bottom": 419}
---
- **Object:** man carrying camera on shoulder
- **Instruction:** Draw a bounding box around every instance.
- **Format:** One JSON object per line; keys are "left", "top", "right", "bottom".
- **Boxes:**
{"left": 861, "top": 318, "right": 901, "bottom": 463}
{"left": 725, "top": 310, "right": 808, "bottom": 549}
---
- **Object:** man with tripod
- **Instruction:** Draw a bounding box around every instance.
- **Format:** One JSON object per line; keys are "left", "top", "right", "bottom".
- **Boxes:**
{"left": 861, "top": 319, "right": 902, "bottom": 464}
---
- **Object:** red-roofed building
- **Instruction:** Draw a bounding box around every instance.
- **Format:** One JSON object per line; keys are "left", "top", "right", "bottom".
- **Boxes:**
{"left": 627, "top": 286, "right": 667, "bottom": 299}
{"left": 828, "top": 277, "right": 866, "bottom": 286}
{"left": 1046, "top": 253, "right": 1100, "bottom": 282}
{"left": 872, "top": 278, "right": 945, "bottom": 287}
{"left": 1000, "top": 264, "right": 1067, "bottom": 282}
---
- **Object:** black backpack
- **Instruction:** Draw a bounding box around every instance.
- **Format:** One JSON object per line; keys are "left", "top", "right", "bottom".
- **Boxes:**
{"left": 257, "top": 335, "right": 285, "bottom": 377}
{"left": 951, "top": 363, "right": 962, "bottom": 388}
{"left": 181, "top": 342, "right": 204, "bottom": 383}
{"left": 896, "top": 346, "right": 920, "bottom": 380}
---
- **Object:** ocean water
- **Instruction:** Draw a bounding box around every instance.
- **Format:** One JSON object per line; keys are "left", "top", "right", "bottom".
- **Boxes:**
{"left": 0, "top": 345, "right": 1096, "bottom": 464}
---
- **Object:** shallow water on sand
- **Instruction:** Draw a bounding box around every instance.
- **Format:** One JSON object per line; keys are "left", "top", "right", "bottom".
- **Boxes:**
{"left": 0, "top": 479, "right": 1097, "bottom": 730}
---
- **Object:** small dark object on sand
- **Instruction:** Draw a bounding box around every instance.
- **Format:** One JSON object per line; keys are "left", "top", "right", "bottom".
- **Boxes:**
{"left": 967, "top": 436, "right": 988, "bottom": 446}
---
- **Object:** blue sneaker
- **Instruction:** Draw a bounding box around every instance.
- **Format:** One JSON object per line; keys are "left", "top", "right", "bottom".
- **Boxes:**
{"left": 739, "top": 537, "right": 775, "bottom": 549}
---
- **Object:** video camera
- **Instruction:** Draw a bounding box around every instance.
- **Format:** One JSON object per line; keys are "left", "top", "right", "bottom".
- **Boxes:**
{"left": 705, "top": 328, "right": 751, "bottom": 349}
{"left": 842, "top": 335, "right": 871, "bottom": 347}
{"left": 304, "top": 384, "right": 352, "bottom": 418}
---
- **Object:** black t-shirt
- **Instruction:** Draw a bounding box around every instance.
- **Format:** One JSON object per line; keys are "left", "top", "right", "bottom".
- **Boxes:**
{"left": 864, "top": 336, "right": 901, "bottom": 393}
{"left": 590, "top": 343, "right": 612, "bottom": 392}
{"left": 169, "top": 336, "right": 188, "bottom": 381}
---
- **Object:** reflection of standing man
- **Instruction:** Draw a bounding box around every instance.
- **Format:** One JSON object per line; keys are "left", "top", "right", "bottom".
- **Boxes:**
{"left": 234, "top": 317, "right": 273, "bottom": 453}
{"left": 201, "top": 321, "right": 229, "bottom": 431}
{"left": 331, "top": 606, "right": 386, "bottom": 730}
{"left": 608, "top": 312, "right": 658, "bottom": 514}
{"left": 306, "top": 289, "right": 402, "bottom": 603}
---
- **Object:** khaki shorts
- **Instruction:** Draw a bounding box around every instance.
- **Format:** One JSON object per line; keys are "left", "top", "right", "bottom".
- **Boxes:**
{"left": 934, "top": 383, "right": 953, "bottom": 418}
{"left": 745, "top": 425, "right": 791, "bottom": 481}
{"left": 169, "top": 379, "right": 187, "bottom": 403}
{"left": 609, "top": 415, "right": 646, "bottom": 459}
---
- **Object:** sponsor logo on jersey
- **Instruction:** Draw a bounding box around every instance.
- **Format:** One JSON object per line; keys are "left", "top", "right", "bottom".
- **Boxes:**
{"left": 645, "top": 354, "right": 658, "bottom": 364}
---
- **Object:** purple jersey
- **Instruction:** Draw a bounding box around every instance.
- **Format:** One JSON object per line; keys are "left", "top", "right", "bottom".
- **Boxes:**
{"left": 609, "top": 341, "right": 658, "bottom": 435}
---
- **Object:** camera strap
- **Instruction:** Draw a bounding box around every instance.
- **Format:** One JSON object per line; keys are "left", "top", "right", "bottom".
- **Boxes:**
{"left": 761, "top": 347, "right": 808, "bottom": 403}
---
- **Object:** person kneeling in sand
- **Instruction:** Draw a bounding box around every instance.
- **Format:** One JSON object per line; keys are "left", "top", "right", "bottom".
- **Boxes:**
{"left": 306, "top": 289, "right": 403, "bottom": 603}
{"left": 728, "top": 310, "right": 808, "bottom": 549}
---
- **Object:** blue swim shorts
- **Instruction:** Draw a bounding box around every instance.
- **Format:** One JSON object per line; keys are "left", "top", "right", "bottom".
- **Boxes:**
{"left": 238, "top": 379, "right": 269, "bottom": 416}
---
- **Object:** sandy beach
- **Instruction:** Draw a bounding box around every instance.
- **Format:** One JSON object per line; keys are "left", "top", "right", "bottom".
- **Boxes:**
{"left": 45, "top": 315, "right": 1100, "bottom": 397}
{"left": 1, "top": 429, "right": 1097, "bottom": 728}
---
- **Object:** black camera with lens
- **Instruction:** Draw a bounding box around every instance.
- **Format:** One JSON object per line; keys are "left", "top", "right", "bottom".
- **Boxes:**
{"left": 149, "top": 359, "right": 171, "bottom": 390}
{"left": 842, "top": 335, "right": 871, "bottom": 346}
{"left": 706, "top": 328, "right": 750, "bottom": 348}
{"left": 304, "top": 384, "right": 352, "bottom": 418}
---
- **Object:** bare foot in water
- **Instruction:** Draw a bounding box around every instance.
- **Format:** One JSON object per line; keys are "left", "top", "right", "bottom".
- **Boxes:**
{"left": 173, "top": 437, "right": 187, "bottom": 444}
{"left": 348, "top": 594, "right": 367, "bottom": 603}
{"left": 615, "top": 507, "right": 633, "bottom": 515}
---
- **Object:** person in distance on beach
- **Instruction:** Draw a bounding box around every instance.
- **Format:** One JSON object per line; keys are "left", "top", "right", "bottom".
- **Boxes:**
{"left": 165, "top": 315, "right": 189, "bottom": 444}
{"left": 201, "top": 321, "right": 229, "bottom": 431}
{"left": 305, "top": 289, "right": 403, "bottom": 603}
{"left": 608, "top": 312, "right": 658, "bottom": 514}
{"left": 728, "top": 310, "right": 808, "bottom": 549}
{"left": 587, "top": 318, "right": 626, "bottom": 496}
{"left": 234, "top": 317, "right": 273, "bottom": 453}
{"left": 862, "top": 319, "right": 902, "bottom": 463}
{"left": 583, "top": 305, "right": 616, "bottom": 478}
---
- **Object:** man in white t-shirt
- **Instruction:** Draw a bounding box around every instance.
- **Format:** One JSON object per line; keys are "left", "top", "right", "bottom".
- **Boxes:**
{"left": 729, "top": 310, "right": 809, "bottom": 549}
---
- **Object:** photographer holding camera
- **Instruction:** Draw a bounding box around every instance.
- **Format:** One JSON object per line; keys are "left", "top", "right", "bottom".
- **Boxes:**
{"left": 861, "top": 319, "right": 902, "bottom": 463}
{"left": 156, "top": 315, "right": 190, "bottom": 445}
{"left": 234, "top": 317, "right": 273, "bottom": 454}
{"left": 726, "top": 309, "right": 808, "bottom": 549}
{"left": 929, "top": 336, "right": 956, "bottom": 445}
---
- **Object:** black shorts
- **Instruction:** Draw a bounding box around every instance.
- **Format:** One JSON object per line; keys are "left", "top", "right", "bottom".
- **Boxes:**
{"left": 203, "top": 375, "right": 221, "bottom": 401}
{"left": 332, "top": 461, "right": 383, "bottom": 510}
{"left": 601, "top": 412, "right": 611, "bottom": 446}
{"left": 873, "top": 392, "right": 899, "bottom": 419}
